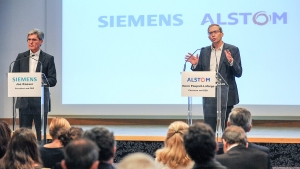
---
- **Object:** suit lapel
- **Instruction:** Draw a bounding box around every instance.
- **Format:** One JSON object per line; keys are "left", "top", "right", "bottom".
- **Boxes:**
{"left": 218, "top": 43, "right": 227, "bottom": 71}
{"left": 36, "top": 50, "right": 45, "bottom": 72}
{"left": 22, "top": 50, "right": 30, "bottom": 72}
{"left": 204, "top": 47, "right": 211, "bottom": 71}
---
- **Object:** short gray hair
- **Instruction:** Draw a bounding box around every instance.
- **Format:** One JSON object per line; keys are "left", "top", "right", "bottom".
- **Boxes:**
{"left": 222, "top": 126, "right": 247, "bottom": 146}
{"left": 228, "top": 108, "right": 252, "bottom": 132}
{"left": 27, "top": 28, "right": 44, "bottom": 40}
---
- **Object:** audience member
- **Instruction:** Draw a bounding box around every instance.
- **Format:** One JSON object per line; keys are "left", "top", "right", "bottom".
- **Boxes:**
{"left": 39, "top": 117, "right": 71, "bottom": 168}
{"left": 61, "top": 138, "right": 99, "bottom": 169}
{"left": 84, "top": 127, "right": 116, "bottom": 169}
{"left": 117, "top": 152, "right": 158, "bottom": 169}
{"left": 183, "top": 122, "right": 226, "bottom": 169}
{"left": 0, "top": 128, "right": 42, "bottom": 169}
{"left": 59, "top": 126, "right": 84, "bottom": 147}
{"left": 216, "top": 126, "right": 269, "bottom": 169}
{"left": 155, "top": 121, "right": 194, "bottom": 169}
{"left": 217, "top": 107, "right": 272, "bottom": 168}
{"left": 0, "top": 121, "right": 12, "bottom": 159}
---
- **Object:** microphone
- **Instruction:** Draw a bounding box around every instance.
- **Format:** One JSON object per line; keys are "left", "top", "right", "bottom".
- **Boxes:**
{"left": 9, "top": 55, "right": 34, "bottom": 72}
{"left": 9, "top": 54, "right": 48, "bottom": 86}
{"left": 9, "top": 54, "right": 43, "bottom": 73}
{"left": 183, "top": 47, "right": 204, "bottom": 72}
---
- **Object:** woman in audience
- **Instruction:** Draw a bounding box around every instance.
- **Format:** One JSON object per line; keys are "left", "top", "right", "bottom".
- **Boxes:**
{"left": 59, "top": 126, "right": 84, "bottom": 147}
{"left": 155, "top": 121, "right": 194, "bottom": 169}
{"left": 51, "top": 126, "right": 84, "bottom": 169}
{"left": 0, "top": 121, "right": 12, "bottom": 159}
{"left": 0, "top": 128, "right": 42, "bottom": 169}
{"left": 39, "top": 117, "right": 71, "bottom": 168}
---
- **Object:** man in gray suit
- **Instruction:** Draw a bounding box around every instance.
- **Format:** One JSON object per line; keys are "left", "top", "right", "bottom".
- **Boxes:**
{"left": 13, "top": 28, "right": 57, "bottom": 141}
{"left": 185, "top": 24, "right": 242, "bottom": 132}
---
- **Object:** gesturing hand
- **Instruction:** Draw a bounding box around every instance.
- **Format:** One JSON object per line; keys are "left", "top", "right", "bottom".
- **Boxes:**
{"left": 185, "top": 53, "right": 199, "bottom": 65}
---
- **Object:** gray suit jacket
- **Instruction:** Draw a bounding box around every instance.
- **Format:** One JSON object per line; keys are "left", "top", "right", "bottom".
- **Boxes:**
{"left": 192, "top": 43, "right": 242, "bottom": 117}
{"left": 12, "top": 50, "right": 57, "bottom": 113}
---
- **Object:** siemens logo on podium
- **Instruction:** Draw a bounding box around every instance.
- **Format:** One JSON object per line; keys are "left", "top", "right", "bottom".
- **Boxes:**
{"left": 98, "top": 14, "right": 183, "bottom": 27}
{"left": 12, "top": 77, "right": 37, "bottom": 82}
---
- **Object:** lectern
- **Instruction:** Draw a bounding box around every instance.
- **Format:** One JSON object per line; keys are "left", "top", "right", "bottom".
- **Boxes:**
{"left": 181, "top": 71, "right": 228, "bottom": 140}
{"left": 7, "top": 72, "right": 49, "bottom": 144}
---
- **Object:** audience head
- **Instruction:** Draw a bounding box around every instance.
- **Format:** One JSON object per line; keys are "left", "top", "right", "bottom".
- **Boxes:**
{"left": 117, "top": 152, "right": 157, "bottom": 169}
{"left": 59, "top": 126, "right": 84, "bottom": 147}
{"left": 62, "top": 138, "right": 99, "bottom": 169}
{"left": 49, "top": 117, "right": 71, "bottom": 140}
{"left": 222, "top": 126, "right": 248, "bottom": 153}
{"left": 0, "top": 128, "right": 42, "bottom": 168}
{"left": 0, "top": 121, "right": 12, "bottom": 158}
{"left": 155, "top": 121, "right": 191, "bottom": 168}
{"left": 183, "top": 122, "right": 216, "bottom": 164}
{"left": 228, "top": 107, "right": 252, "bottom": 132}
{"left": 84, "top": 127, "right": 116, "bottom": 162}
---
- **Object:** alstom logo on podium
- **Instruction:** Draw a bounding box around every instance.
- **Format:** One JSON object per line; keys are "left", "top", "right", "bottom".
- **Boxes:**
{"left": 187, "top": 77, "right": 211, "bottom": 82}
{"left": 98, "top": 14, "right": 183, "bottom": 27}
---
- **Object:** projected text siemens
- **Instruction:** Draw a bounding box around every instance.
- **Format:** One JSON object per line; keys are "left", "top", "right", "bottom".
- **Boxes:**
{"left": 98, "top": 14, "right": 183, "bottom": 27}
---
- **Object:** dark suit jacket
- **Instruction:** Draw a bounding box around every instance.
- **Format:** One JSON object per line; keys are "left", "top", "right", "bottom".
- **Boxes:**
{"left": 216, "top": 145, "right": 269, "bottom": 169}
{"left": 192, "top": 159, "right": 227, "bottom": 169}
{"left": 192, "top": 43, "right": 242, "bottom": 109}
{"left": 217, "top": 142, "right": 272, "bottom": 169}
{"left": 12, "top": 50, "right": 57, "bottom": 113}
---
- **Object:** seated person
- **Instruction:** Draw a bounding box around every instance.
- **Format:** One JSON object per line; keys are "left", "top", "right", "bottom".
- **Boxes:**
{"left": 39, "top": 117, "right": 71, "bottom": 168}
{"left": 216, "top": 126, "right": 269, "bottom": 169}
{"left": 0, "top": 121, "right": 12, "bottom": 159}
{"left": 117, "top": 152, "right": 157, "bottom": 169}
{"left": 84, "top": 127, "right": 116, "bottom": 169}
{"left": 61, "top": 139, "right": 99, "bottom": 169}
{"left": 0, "top": 128, "right": 42, "bottom": 169}
{"left": 183, "top": 122, "right": 226, "bottom": 169}
{"left": 155, "top": 121, "right": 194, "bottom": 169}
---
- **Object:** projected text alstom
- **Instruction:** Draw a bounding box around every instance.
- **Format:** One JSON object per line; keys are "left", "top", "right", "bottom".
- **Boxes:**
{"left": 98, "top": 14, "right": 183, "bottom": 27}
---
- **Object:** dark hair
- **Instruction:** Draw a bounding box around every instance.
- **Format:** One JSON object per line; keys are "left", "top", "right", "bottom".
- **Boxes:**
{"left": 183, "top": 122, "right": 216, "bottom": 164}
{"left": 0, "top": 128, "right": 42, "bottom": 169}
{"left": 222, "top": 126, "right": 247, "bottom": 146}
{"left": 64, "top": 139, "right": 99, "bottom": 169}
{"left": 84, "top": 127, "right": 115, "bottom": 161}
{"left": 59, "top": 126, "right": 84, "bottom": 147}
{"left": 0, "top": 121, "right": 12, "bottom": 159}
{"left": 207, "top": 24, "right": 223, "bottom": 33}
{"left": 228, "top": 108, "right": 252, "bottom": 132}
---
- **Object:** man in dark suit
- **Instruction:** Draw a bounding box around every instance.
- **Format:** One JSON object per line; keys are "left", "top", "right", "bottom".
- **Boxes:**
{"left": 84, "top": 127, "right": 116, "bottom": 169}
{"left": 216, "top": 126, "right": 269, "bottom": 169}
{"left": 12, "top": 28, "right": 57, "bottom": 141}
{"left": 217, "top": 107, "right": 272, "bottom": 168}
{"left": 183, "top": 122, "right": 227, "bottom": 169}
{"left": 185, "top": 24, "right": 242, "bottom": 132}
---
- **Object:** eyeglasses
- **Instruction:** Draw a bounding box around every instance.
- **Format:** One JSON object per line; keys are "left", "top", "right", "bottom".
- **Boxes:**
{"left": 27, "top": 38, "right": 39, "bottom": 42}
{"left": 208, "top": 30, "right": 221, "bottom": 35}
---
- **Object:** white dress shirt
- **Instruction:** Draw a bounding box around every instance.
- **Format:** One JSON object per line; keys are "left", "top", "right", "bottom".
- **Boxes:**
{"left": 29, "top": 50, "right": 40, "bottom": 72}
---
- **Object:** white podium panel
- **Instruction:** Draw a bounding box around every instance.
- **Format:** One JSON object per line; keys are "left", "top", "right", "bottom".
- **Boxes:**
{"left": 181, "top": 71, "right": 216, "bottom": 97}
{"left": 8, "top": 72, "right": 42, "bottom": 97}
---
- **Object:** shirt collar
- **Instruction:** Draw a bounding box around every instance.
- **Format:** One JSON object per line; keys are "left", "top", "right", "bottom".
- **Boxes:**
{"left": 211, "top": 42, "right": 224, "bottom": 51}
{"left": 30, "top": 49, "right": 41, "bottom": 57}
{"left": 227, "top": 143, "right": 239, "bottom": 151}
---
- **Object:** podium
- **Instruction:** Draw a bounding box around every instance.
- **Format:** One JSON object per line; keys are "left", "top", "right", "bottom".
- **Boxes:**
{"left": 181, "top": 71, "right": 229, "bottom": 139}
{"left": 7, "top": 72, "right": 49, "bottom": 144}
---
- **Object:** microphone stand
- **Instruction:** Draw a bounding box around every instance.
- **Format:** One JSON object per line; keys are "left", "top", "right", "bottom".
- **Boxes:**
{"left": 183, "top": 48, "right": 202, "bottom": 125}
